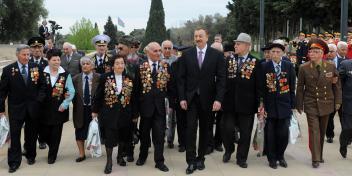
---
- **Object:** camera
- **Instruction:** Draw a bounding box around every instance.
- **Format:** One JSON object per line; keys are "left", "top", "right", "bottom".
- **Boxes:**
{"left": 48, "top": 20, "right": 62, "bottom": 31}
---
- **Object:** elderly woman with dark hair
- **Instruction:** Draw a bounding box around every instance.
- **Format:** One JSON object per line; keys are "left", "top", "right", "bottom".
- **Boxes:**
{"left": 92, "top": 54, "right": 137, "bottom": 174}
{"left": 40, "top": 49, "right": 75, "bottom": 164}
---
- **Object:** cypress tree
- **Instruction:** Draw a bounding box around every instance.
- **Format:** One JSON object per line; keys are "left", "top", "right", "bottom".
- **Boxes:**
{"left": 142, "top": 0, "right": 167, "bottom": 49}
{"left": 104, "top": 16, "right": 118, "bottom": 50}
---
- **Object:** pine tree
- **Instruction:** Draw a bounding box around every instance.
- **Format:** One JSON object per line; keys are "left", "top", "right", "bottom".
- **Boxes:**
{"left": 104, "top": 16, "right": 118, "bottom": 50}
{"left": 142, "top": 0, "right": 167, "bottom": 49}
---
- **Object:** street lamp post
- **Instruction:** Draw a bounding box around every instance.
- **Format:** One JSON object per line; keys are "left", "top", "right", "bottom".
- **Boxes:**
{"left": 340, "top": 0, "right": 349, "bottom": 41}
{"left": 259, "top": 0, "right": 264, "bottom": 58}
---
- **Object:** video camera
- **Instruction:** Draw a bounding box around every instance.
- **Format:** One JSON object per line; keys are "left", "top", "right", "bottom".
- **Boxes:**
{"left": 48, "top": 20, "right": 63, "bottom": 31}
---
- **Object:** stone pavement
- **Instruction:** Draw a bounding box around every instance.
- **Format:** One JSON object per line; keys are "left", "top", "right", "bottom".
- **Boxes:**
{"left": 1, "top": 45, "right": 352, "bottom": 175}
{"left": 0, "top": 111, "right": 352, "bottom": 176}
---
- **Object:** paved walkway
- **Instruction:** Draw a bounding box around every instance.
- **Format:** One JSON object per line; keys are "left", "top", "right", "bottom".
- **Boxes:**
{"left": 1, "top": 46, "right": 352, "bottom": 175}
{"left": 1, "top": 112, "right": 352, "bottom": 176}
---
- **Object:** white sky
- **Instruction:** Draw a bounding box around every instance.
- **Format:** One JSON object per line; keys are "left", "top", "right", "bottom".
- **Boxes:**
{"left": 43, "top": 0, "right": 230, "bottom": 35}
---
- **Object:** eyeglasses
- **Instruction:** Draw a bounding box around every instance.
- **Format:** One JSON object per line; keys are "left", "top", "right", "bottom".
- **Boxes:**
{"left": 163, "top": 47, "right": 172, "bottom": 50}
{"left": 328, "top": 50, "right": 336, "bottom": 53}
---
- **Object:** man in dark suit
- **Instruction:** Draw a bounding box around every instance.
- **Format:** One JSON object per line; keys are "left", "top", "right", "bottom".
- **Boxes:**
{"left": 221, "top": 33, "right": 260, "bottom": 168}
{"left": 38, "top": 20, "right": 49, "bottom": 39}
{"left": 177, "top": 28, "right": 226, "bottom": 174}
{"left": 72, "top": 56, "right": 100, "bottom": 162}
{"left": 338, "top": 59, "right": 352, "bottom": 158}
{"left": 61, "top": 42, "right": 81, "bottom": 77}
{"left": 135, "top": 42, "right": 171, "bottom": 172}
{"left": 0, "top": 45, "right": 46, "bottom": 173}
{"left": 325, "top": 43, "right": 344, "bottom": 143}
{"left": 260, "top": 43, "right": 296, "bottom": 169}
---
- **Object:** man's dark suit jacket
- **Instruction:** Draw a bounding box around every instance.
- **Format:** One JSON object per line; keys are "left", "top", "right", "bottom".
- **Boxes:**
{"left": 0, "top": 62, "right": 46, "bottom": 120}
{"left": 177, "top": 46, "right": 226, "bottom": 110}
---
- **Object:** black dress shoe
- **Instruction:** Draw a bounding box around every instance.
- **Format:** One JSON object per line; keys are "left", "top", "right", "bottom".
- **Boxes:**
{"left": 155, "top": 163, "right": 169, "bottom": 172}
{"left": 126, "top": 155, "right": 134, "bottom": 162}
{"left": 223, "top": 153, "right": 231, "bottom": 163}
{"left": 179, "top": 145, "right": 186, "bottom": 153}
{"left": 8, "top": 164, "right": 19, "bottom": 173}
{"left": 312, "top": 161, "right": 319, "bottom": 168}
{"left": 236, "top": 161, "right": 248, "bottom": 168}
{"left": 196, "top": 160, "right": 205, "bottom": 170}
{"left": 39, "top": 142, "right": 47, "bottom": 149}
{"left": 269, "top": 161, "right": 277, "bottom": 169}
{"left": 27, "top": 158, "right": 35, "bottom": 165}
{"left": 215, "top": 145, "right": 224, "bottom": 152}
{"left": 205, "top": 147, "right": 213, "bottom": 155}
{"left": 75, "top": 156, "right": 86, "bottom": 162}
{"left": 117, "top": 157, "right": 126, "bottom": 166}
{"left": 340, "top": 146, "right": 347, "bottom": 158}
{"left": 186, "top": 164, "right": 196, "bottom": 175}
{"left": 326, "top": 138, "right": 333, "bottom": 143}
{"left": 168, "top": 143, "right": 174, "bottom": 149}
{"left": 136, "top": 158, "right": 146, "bottom": 166}
{"left": 48, "top": 158, "right": 56, "bottom": 164}
{"left": 104, "top": 161, "right": 112, "bottom": 174}
{"left": 278, "top": 159, "right": 287, "bottom": 168}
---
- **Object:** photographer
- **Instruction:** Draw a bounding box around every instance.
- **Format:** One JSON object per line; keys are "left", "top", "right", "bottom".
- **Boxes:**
{"left": 38, "top": 20, "right": 49, "bottom": 39}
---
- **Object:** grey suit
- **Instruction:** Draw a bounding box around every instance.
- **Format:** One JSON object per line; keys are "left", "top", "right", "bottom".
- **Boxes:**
{"left": 60, "top": 53, "right": 81, "bottom": 76}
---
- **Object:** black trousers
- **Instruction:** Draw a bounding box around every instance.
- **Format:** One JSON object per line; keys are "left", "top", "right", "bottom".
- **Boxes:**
{"left": 176, "top": 104, "right": 187, "bottom": 147}
{"left": 326, "top": 109, "right": 342, "bottom": 138}
{"left": 138, "top": 108, "right": 166, "bottom": 164}
{"left": 8, "top": 115, "right": 38, "bottom": 166}
{"left": 221, "top": 112, "right": 254, "bottom": 162}
{"left": 265, "top": 117, "right": 290, "bottom": 162}
{"left": 340, "top": 129, "right": 352, "bottom": 147}
{"left": 41, "top": 124, "right": 64, "bottom": 160}
{"left": 208, "top": 111, "right": 222, "bottom": 148}
{"left": 186, "top": 95, "right": 211, "bottom": 164}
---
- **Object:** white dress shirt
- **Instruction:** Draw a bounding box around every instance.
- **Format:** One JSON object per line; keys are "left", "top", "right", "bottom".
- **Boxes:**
{"left": 196, "top": 44, "right": 208, "bottom": 62}
{"left": 115, "top": 74, "right": 123, "bottom": 95}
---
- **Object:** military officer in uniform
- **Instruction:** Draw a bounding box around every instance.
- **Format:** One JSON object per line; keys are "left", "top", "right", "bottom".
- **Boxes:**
{"left": 27, "top": 36, "right": 48, "bottom": 150}
{"left": 91, "top": 34, "right": 112, "bottom": 74}
{"left": 296, "top": 32, "right": 308, "bottom": 75}
{"left": 28, "top": 36, "right": 48, "bottom": 69}
{"left": 338, "top": 59, "right": 352, "bottom": 158}
{"left": 296, "top": 39, "right": 342, "bottom": 168}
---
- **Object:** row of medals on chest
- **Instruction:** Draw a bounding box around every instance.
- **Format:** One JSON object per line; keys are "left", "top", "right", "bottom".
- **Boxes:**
{"left": 228, "top": 58, "right": 256, "bottom": 79}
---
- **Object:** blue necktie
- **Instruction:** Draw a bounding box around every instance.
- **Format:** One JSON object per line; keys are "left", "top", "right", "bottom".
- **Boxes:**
{"left": 21, "top": 65, "right": 28, "bottom": 84}
{"left": 84, "top": 75, "right": 90, "bottom": 105}
{"left": 238, "top": 57, "right": 244, "bottom": 69}
{"left": 275, "top": 65, "right": 281, "bottom": 80}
